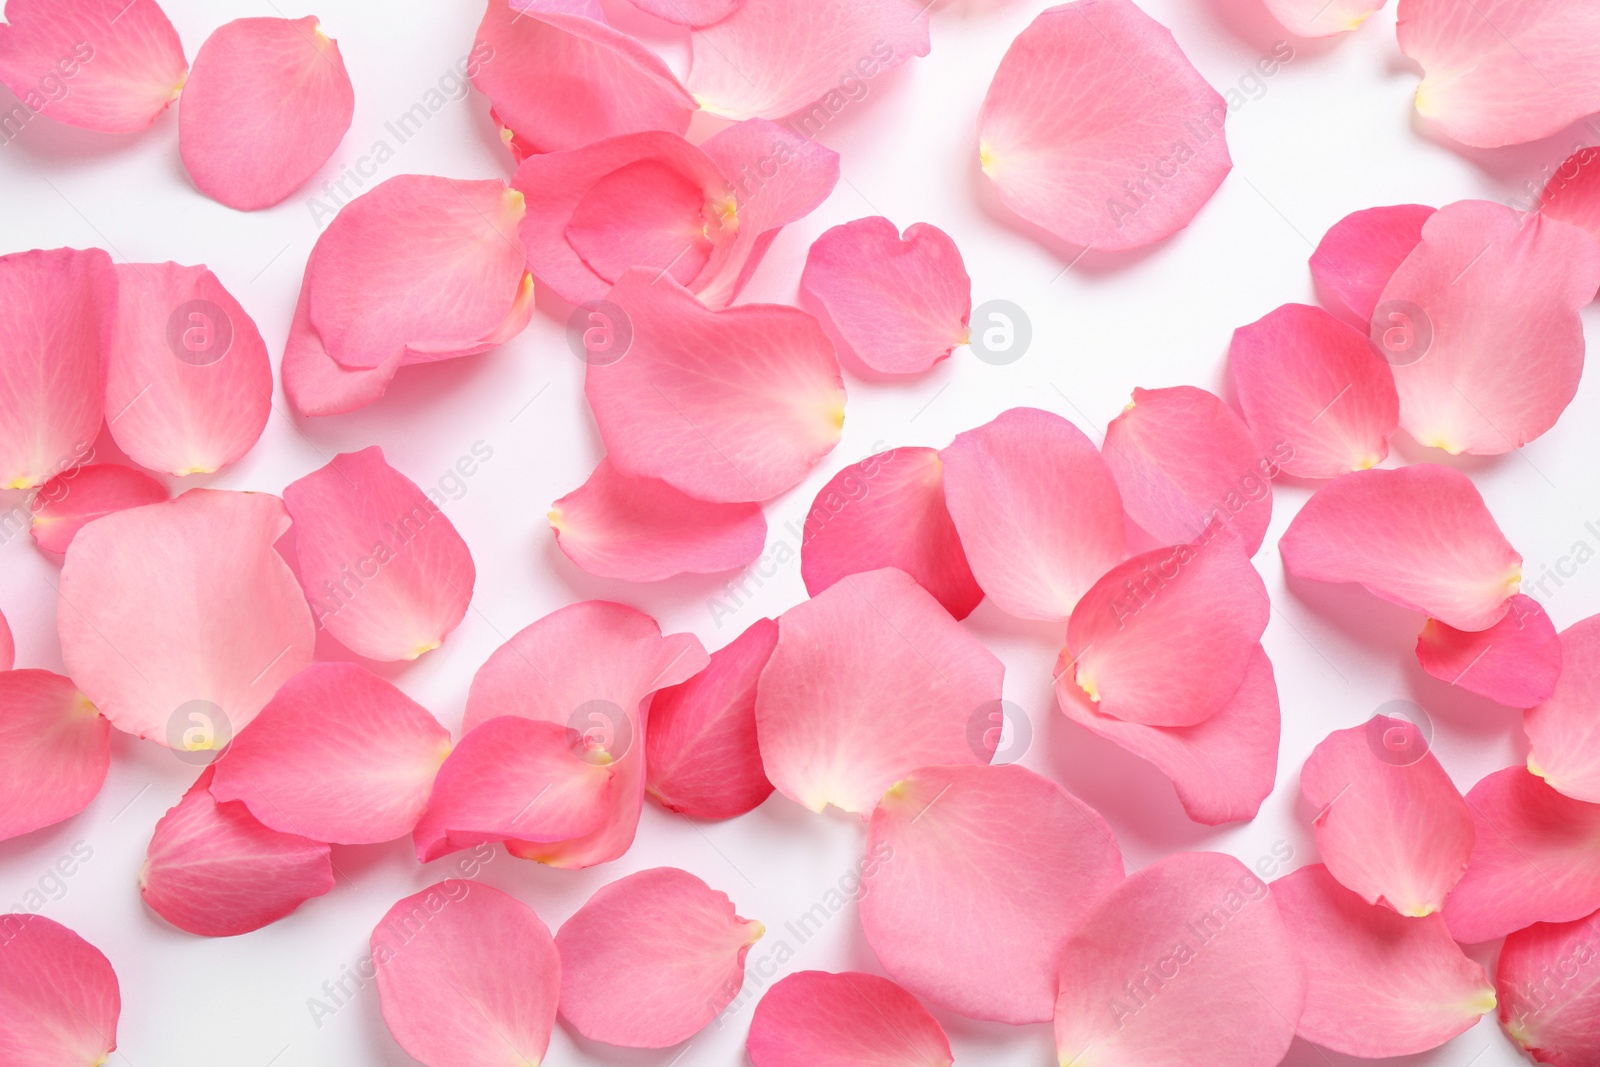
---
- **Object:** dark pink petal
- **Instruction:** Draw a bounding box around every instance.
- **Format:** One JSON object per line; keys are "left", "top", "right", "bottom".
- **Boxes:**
{"left": 106, "top": 262, "right": 271, "bottom": 476}
{"left": 1541, "top": 147, "right": 1600, "bottom": 245}
{"left": 557, "top": 867, "right": 762, "bottom": 1047}
{"left": 646, "top": 618, "right": 777, "bottom": 820}
{"left": 0, "top": 669, "right": 110, "bottom": 842}
{"left": 1056, "top": 645, "right": 1279, "bottom": 825}
{"left": 1309, "top": 203, "right": 1434, "bottom": 328}
{"left": 862, "top": 764, "right": 1122, "bottom": 1023}
{"left": 1381, "top": 200, "right": 1600, "bottom": 454}
{"left": 1273, "top": 864, "right": 1494, "bottom": 1057}
{"left": 1526, "top": 614, "right": 1600, "bottom": 802}
{"left": 624, "top": 0, "right": 742, "bottom": 24}
{"left": 978, "top": 0, "right": 1230, "bottom": 252}
{"left": 1279, "top": 464, "right": 1521, "bottom": 631}
{"left": 0, "top": 248, "right": 113, "bottom": 490}
{"left": 940, "top": 407, "right": 1126, "bottom": 621}
{"left": 279, "top": 267, "right": 402, "bottom": 417}
{"left": 1102, "top": 385, "right": 1273, "bottom": 554}
{"left": 800, "top": 218, "right": 971, "bottom": 375}
{"left": 1263, "top": 0, "right": 1384, "bottom": 36}
{"left": 472, "top": 0, "right": 693, "bottom": 155}
{"left": 1228, "top": 304, "right": 1398, "bottom": 478}
{"left": 800, "top": 446, "right": 982, "bottom": 620}
{"left": 550, "top": 457, "right": 765, "bottom": 582}
{"left": 141, "top": 766, "right": 333, "bottom": 936}
{"left": 1443, "top": 767, "right": 1600, "bottom": 943}
{"left": 588, "top": 269, "right": 844, "bottom": 503}
{"left": 0, "top": 0, "right": 186, "bottom": 133}
{"left": 209, "top": 662, "right": 451, "bottom": 845}
{"left": 1054, "top": 851, "right": 1303, "bottom": 1067}
{"left": 687, "top": 0, "right": 929, "bottom": 120}
{"left": 59, "top": 489, "right": 314, "bottom": 747}
{"left": 1418, "top": 593, "right": 1561, "bottom": 707}
{"left": 1065, "top": 540, "right": 1269, "bottom": 728}
{"left": 1397, "top": 0, "right": 1600, "bottom": 148}
{"left": 1497, "top": 911, "right": 1600, "bottom": 1063}
{"left": 373, "top": 881, "right": 559, "bottom": 1067}
{"left": 757, "top": 568, "right": 1003, "bottom": 815}
{"left": 0, "top": 609, "right": 10, "bottom": 671}
{"left": 30, "top": 463, "right": 167, "bottom": 555}
{"left": 748, "top": 970, "right": 953, "bottom": 1067}
{"left": 0, "top": 914, "right": 119, "bottom": 1067}
{"left": 284, "top": 446, "right": 474, "bottom": 662}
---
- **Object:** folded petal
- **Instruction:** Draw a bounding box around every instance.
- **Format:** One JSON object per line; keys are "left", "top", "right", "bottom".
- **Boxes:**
{"left": 0, "top": 915, "right": 119, "bottom": 1067}
{"left": 58, "top": 489, "right": 314, "bottom": 747}
{"left": 373, "top": 881, "right": 559, "bottom": 1067}
{"left": 1273, "top": 863, "right": 1494, "bottom": 1057}
{"left": 1065, "top": 540, "right": 1269, "bottom": 728}
{"left": 1263, "top": 0, "right": 1384, "bottom": 36}
{"left": 801, "top": 218, "right": 970, "bottom": 375}
{"left": 747, "top": 970, "right": 953, "bottom": 1067}
{"left": 1279, "top": 464, "right": 1521, "bottom": 631}
{"left": 1443, "top": 767, "right": 1600, "bottom": 943}
{"left": 1541, "top": 146, "right": 1600, "bottom": 245}
{"left": 0, "top": 248, "right": 113, "bottom": 490}
{"left": 0, "top": 669, "right": 110, "bottom": 842}
{"left": 284, "top": 446, "right": 474, "bottom": 662}
{"left": 280, "top": 267, "right": 402, "bottom": 417}
{"left": 861, "top": 764, "right": 1122, "bottom": 1023}
{"left": 0, "top": 0, "right": 186, "bottom": 133}
{"left": 141, "top": 766, "right": 333, "bottom": 936}
{"left": 1496, "top": 910, "right": 1600, "bottom": 1064}
{"left": 30, "top": 463, "right": 167, "bottom": 555}
{"left": 1309, "top": 203, "right": 1434, "bottom": 328}
{"left": 646, "top": 617, "right": 777, "bottom": 820}
{"left": 1397, "top": 0, "right": 1600, "bottom": 148}
{"left": 1229, "top": 304, "right": 1398, "bottom": 478}
{"left": 1054, "top": 851, "right": 1302, "bottom": 1067}
{"left": 1526, "top": 614, "right": 1600, "bottom": 802}
{"left": 940, "top": 407, "right": 1126, "bottom": 621}
{"left": 1056, "top": 644, "right": 1279, "bottom": 825}
{"left": 978, "top": 0, "right": 1231, "bottom": 252}
{"left": 624, "top": 0, "right": 742, "bottom": 23}
{"left": 687, "top": 0, "right": 929, "bottom": 120}
{"left": 1418, "top": 592, "right": 1561, "bottom": 707}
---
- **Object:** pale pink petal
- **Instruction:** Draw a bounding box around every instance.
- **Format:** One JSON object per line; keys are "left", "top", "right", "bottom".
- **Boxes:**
{"left": 624, "top": 0, "right": 743, "bottom": 26}
{"left": 209, "top": 662, "right": 451, "bottom": 845}
{"left": 1064, "top": 540, "right": 1269, "bottom": 728}
{"left": 0, "top": 0, "right": 185, "bottom": 133}
{"left": 646, "top": 617, "right": 777, "bottom": 820}
{"left": 1309, "top": 203, "right": 1434, "bottom": 328}
{"left": 472, "top": 0, "right": 693, "bottom": 155}
{"left": 140, "top": 766, "right": 333, "bottom": 936}
{"left": 373, "top": 881, "right": 559, "bottom": 1067}
{"left": 1054, "top": 851, "right": 1302, "bottom": 1067}
{"left": 687, "top": 0, "right": 929, "bottom": 121}
{"left": 1526, "top": 614, "right": 1600, "bottom": 802}
{"left": 1279, "top": 464, "right": 1521, "bottom": 631}
{"left": 1418, "top": 593, "right": 1561, "bottom": 707}
{"left": 307, "top": 174, "right": 529, "bottom": 369}
{"left": 588, "top": 269, "right": 844, "bottom": 503}
{"left": 1397, "top": 0, "right": 1600, "bottom": 148}
{"left": 1443, "top": 767, "right": 1600, "bottom": 943}
{"left": 756, "top": 568, "right": 1003, "bottom": 815}
{"left": 30, "top": 463, "right": 167, "bottom": 555}
{"left": 747, "top": 971, "right": 953, "bottom": 1067}
{"left": 1272, "top": 863, "right": 1495, "bottom": 1057}
{"left": 0, "top": 248, "right": 113, "bottom": 490}
{"left": 1056, "top": 644, "right": 1279, "bottom": 825}
{"left": 1541, "top": 146, "right": 1600, "bottom": 245}
{"left": 861, "top": 764, "right": 1122, "bottom": 1023}
{"left": 178, "top": 17, "right": 353, "bottom": 211}
{"left": 0, "top": 609, "right": 10, "bottom": 671}
{"left": 1381, "top": 200, "right": 1600, "bottom": 454}
{"left": 940, "top": 407, "right": 1126, "bottom": 621}
{"left": 284, "top": 446, "right": 474, "bottom": 662}
{"left": 1496, "top": 910, "right": 1600, "bottom": 1063}
{"left": 1263, "top": 0, "right": 1385, "bottom": 36}
{"left": 557, "top": 867, "right": 762, "bottom": 1047}
{"left": 0, "top": 669, "right": 110, "bottom": 842}
{"left": 800, "top": 218, "right": 971, "bottom": 375}
{"left": 800, "top": 446, "right": 982, "bottom": 620}
{"left": 280, "top": 267, "right": 402, "bottom": 417}
{"left": 1228, "top": 303, "right": 1398, "bottom": 478}
{"left": 0, "top": 915, "right": 119, "bottom": 1067}
{"left": 978, "top": 0, "right": 1231, "bottom": 252}
{"left": 106, "top": 261, "right": 271, "bottom": 476}
{"left": 1102, "top": 385, "right": 1273, "bottom": 554}
{"left": 550, "top": 457, "right": 765, "bottom": 582}
{"left": 58, "top": 489, "right": 314, "bottom": 747}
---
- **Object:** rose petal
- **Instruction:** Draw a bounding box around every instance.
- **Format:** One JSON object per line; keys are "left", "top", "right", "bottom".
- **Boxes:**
{"left": 1309, "top": 203, "right": 1434, "bottom": 328}
{"left": 624, "top": 0, "right": 742, "bottom": 24}
{"left": 0, "top": 609, "right": 11, "bottom": 672}
{"left": 1541, "top": 146, "right": 1600, "bottom": 246}
{"left": 0, "top": 915, "right": 119, "bottom": 1067}
{"left": 280, "top": 264, "right": 402, "bottom": 417}
{"left": 1526, "top": 614, "right": 1600, "bottom": 802}
{"left": 747, "top": 970, "right": 953, "bottom": 1067}
{"left": 1418, "top": 592, "right": 1561, "bottom": 707}
{"left": 1496, "top": 910, "right": 1600, "bottom": 1064}
{"left": 1263, "top": 0, "right": 1385, "bottom": 36}
{"left": 30, "top": 463, "right": 167, "bottom": 555}
{"left": 0, "top": 669, "right": 110, "bottom": 843}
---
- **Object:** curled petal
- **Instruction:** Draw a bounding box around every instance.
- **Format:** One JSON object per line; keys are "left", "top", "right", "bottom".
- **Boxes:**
{"left": 1496, "top": 910, "right": 1600, "bottom": 1064}
{"left": 1541, "top": 147, "right": 1600, "bottom": 245}
{"left": 1526, "top": 614, "right": 1600, "bottom": 802}
{"left": 747, "top": 970, "right": 953, "bottom": 1067}
{"left": 280, "top": 268, "right": 401, "bottom": 417}
{"left": 0, "top": 669, "right": 110, "bottom": 842}
{"left": 0, "top": 914, "right": 119, "bottom": 1067}
{"left": 1309, "top": 203, "right": 1434, "bottom": 328}
{"left": 1263, "top": 0, "right": 1385, "bottom": 36}
{"left": 1418, "top": 593, "right": 1561, "bottom": 707}
{"left": 30, "top": 463, "right": 167, "bottom": 555}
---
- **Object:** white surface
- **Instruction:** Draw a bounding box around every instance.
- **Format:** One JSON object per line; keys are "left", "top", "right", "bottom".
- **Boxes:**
{"left": 1, "top": 0, "right": 1595, "bottom": 1064}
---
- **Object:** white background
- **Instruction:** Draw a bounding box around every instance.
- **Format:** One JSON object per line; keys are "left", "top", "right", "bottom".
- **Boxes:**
{"left": 2, "top": 0, "right": 1597, "bottom": 1064}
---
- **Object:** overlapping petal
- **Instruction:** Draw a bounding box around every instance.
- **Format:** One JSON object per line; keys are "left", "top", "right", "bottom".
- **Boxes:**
{"left": 280, "top": 267, "right": 402, "bottom": 417}
{"left": 29, "top": 463, "right": 166, "bottom": 555}
{"left": 1263, "top": 0, "right": 1384, "bottom": 37}
{"left": 1526, "top": 614, "right": 1600, "bottom": 802}
{"left": 1418, "top": 593, "right": 1560, "bottom": 707}
{"left": 0, "top": 915, "right": 119, "bottom": 1067}
{"left": 624, "top": 0, "right": 742, "bottom": 23}
{"left": 1496, "top": 910, "right": 1600, "bottom": 1064}
{"left": 0, "top": 670, "right": 110, "bottom": 842}
{"left": 1541, "top": 147, "right": 1600, "bottom": 245}
{"left": 1309, "top": 203, "right": 1434, "bottom": 328}
{"left": 747, "top": 971, "right": 953, "bottom": 1067}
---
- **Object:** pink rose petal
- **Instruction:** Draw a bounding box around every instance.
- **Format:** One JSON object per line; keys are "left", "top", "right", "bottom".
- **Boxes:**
{"left": 30, "top": 463, "right": 167, "bottom": 555}
{"left": 1541, "top": 147, "right": 1600, "bottom": 246}
{"left": 1264, "top": 0, "right": 1385, "bottom": 36}
{"left": 862, "top": 763, "right": 1123, "bottom": 1023}
{"left": 1526, "top": 614, "right": 1600, "bottom": 802}
{"left": 0, "top": 914, "right": 119, "bottom": 1067}
{"left": 279, "top": 265, "right": 402, "bottom": 417}
{"left": 1418, "top": 592, "right": 1561, "bottom": 707}
{"left": 0, "top": 609, "right": 10, "bottom": 672}
{"left": 0, "top": 669, "right": 110, "bottom": 843}
{"left": 747, "top": 970, "right": 953, "bottom": 1067}
{"left": 1309, "top": 203, "right": 1434, "bottom": 328}
{"left": 623, "top": 0, "right": 742, "bottom": 24}
{"left": 1496, "top": 910, "right": 1600, "bottom": 1064}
